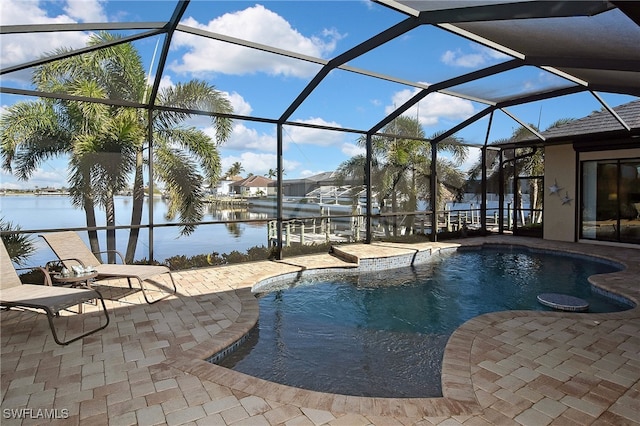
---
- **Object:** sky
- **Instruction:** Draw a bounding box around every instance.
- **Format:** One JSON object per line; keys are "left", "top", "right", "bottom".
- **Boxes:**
{"left": 1, "top": 0, "right": 638, "bottom": 190}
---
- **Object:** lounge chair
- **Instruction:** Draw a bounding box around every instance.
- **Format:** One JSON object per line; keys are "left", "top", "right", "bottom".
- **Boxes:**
{"left": 0, "top": 241, "right": 109, "bottom": 345}
{"left": 40, "top": 231, "right": 177, "bottom": 304}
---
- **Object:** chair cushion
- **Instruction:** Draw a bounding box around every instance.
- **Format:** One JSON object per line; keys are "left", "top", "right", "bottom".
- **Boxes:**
{"left": 94, "top": 264, "right": 170, "bottom": 281}
{"left": 0, "top": 284, "right": 99, "bottom": 314}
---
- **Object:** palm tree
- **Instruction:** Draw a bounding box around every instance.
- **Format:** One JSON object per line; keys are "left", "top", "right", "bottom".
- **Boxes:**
{"left": 265, "top": 168, "right": 277, "bottom": 179}
{"left": 339, "top": 115, "right": 468, "bottom": 236}
{"left": 226, "top": 162, "right": 244, "bottom": 178}
{"left": 265, "top": 168, "right": 284, "bottom": 179}
{"left": 1, "top": 32, "right": 233, "bottom": 263}
{"left": 467, "top": 131, "right": 538, "bottom": 227}
{"left": 1, "top": 79, "right": 113, "bottom": 255}
{"left": 420, "top": 130, "right": 469, "bottom": 211}
{"left": 467, "top": 119, "right": 574, "bottom": 226}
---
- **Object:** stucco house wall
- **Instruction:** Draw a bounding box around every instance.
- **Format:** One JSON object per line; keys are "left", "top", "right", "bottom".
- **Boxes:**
{"left": 533, "top": 100, "right": 640, "bottom": 245}
{"left": 543, "top": 144, "right": 577, "bottom": 242}
{"left": 544, "top": 145, "right": 640, "bottom": 243}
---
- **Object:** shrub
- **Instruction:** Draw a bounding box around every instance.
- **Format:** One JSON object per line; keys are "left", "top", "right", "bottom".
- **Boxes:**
{"left": 156, "top": 241, "right": 337, "bottom": 270}
{"left": 0, "top": 217, "right": 35, "bottom": 265}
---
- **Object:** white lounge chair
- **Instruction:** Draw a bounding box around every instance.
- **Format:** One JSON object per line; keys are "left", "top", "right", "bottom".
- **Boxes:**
{"left": 0, "top": 241, "right": 109, "bottom": 345}
{"left": 40, "top": 231, "right": 177, "bottom": 304}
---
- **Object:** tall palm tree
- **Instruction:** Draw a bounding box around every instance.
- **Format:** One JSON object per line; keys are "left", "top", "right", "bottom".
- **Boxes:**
{"left": 1, "top": 32, "right": 233, "bottom": 263}
{"left": 421, "top": 130, "right": 469, "bottom": 211}
{"left": 467, "top": 119, "right": 574, "bottom": 226}
{"left": 339, "top": 115, "right": 468, "bottom": 236}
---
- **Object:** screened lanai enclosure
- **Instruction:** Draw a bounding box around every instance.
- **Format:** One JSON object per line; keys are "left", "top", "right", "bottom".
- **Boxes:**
{"left": 1, "top": 0, "right": 639, "bottom": 265}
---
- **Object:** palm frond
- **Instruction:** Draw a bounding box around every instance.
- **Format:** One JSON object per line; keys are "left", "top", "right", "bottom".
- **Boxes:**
{"left": 1, "top": 101, "right": 71, "bottom": 178}
{"left": 155, "top": 146, "right": 205, "bottom": 235}
{"left": 156, "top": 80, "right": 234, "bottom": 144}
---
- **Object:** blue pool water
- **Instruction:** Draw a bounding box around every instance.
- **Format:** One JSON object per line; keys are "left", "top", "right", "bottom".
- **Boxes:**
{"left": 216, "top": 247, "right": 631, "bottom": 398}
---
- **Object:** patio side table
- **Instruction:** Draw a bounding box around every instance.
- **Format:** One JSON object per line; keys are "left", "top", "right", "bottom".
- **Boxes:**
{"left": 52, "top": 271, "right": 98, "bottom": 313}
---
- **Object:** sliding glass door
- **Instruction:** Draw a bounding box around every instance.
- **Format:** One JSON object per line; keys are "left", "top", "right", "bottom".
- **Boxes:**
{"left": 580, "top": 158, "right": 640, "bottom": 244}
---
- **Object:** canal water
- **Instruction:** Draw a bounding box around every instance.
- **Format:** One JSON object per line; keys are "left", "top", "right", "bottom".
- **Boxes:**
{"left": 1, "top": 195, "right": 269, "bottom": 266}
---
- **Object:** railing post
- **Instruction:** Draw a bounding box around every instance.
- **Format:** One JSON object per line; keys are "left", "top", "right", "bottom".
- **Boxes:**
{"left": 430, "top": 142, "right": 438, "bottom": 242}
{"left": 286, "top": 222, "right": 291, "bottom": 247}
{"left": 498, "top": 149, "right": 505, "bottom": 234}
{"left": 276, "top": 123, "right": 284, "bottom": 259}
{"left": 470, "top": 203, "right": 474, "bottom": 225}
{"left": 365, "top": 133, "right": 373, "bottom": 244}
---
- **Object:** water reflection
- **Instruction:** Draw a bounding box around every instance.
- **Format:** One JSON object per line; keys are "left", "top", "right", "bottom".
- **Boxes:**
{"left": 1, "top": 195, "right": 271, "bottom": 265}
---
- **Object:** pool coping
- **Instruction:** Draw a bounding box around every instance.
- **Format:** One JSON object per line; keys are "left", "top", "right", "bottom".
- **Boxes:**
{"left": 159, "top": 236, "right": 640, "bottom": 419}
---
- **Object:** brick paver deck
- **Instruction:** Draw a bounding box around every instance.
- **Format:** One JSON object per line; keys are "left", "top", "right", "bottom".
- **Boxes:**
{"left": 1, "top": 236, "right": 638, "bottom": 425}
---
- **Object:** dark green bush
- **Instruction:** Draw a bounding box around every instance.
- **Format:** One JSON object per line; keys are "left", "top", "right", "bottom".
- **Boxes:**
{"left": 154, "top": 241, "right": 336, "bottom": 270}
{"left": 1, "top": 218, "right": 36, "bottom": 265}
{"left": 17, "top": 268, "right": 48, "bottom": 284}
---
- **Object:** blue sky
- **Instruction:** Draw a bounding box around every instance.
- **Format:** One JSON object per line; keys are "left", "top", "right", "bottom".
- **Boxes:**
{"left": 1, "top": 0, "right": 637, "bottom": 190}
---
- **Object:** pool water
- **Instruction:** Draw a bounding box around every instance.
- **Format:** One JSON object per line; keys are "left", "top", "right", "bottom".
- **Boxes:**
{"left": 216, "top": 248, "right": 631, "bottom": 398}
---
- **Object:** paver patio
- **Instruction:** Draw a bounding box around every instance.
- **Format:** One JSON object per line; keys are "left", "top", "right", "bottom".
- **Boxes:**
{"left": 1, "top": 236, "right": 638, "bottom": 425}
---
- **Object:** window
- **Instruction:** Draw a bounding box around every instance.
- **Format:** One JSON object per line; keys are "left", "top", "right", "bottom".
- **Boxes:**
{"left": 580, "top": 159, "right": 640, "bottom": 244}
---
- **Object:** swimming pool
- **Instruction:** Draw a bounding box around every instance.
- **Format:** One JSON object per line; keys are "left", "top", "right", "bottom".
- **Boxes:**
{"left": 215, "top": 247, "right": 632, "bottom": 398}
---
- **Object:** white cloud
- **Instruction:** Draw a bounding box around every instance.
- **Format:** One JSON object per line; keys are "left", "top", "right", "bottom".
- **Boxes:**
{"left": 170, "top": 4, "right": 342, "bottom": 77}
{"left": 284, "top": 118, "right": 344, "bottom": 147}
{"left": 157, "top": 74, "right": 175, "bottom": 92}
{"left": 441, "top": 49, "right": 486, "bottom": 68}
{"left": 461, "top": 147, "right": 482, "bottom": 172}
{"left": 361, "top": 0, "right": 376, "bottom": 10}
{"left": 222, "top": 123, "right": 277, "bottom": 152}
{"left": 0, "top": 0, "right": 98, "bottom": 76}
{"left": 218, "top": 117, "right": 345, "bottom": 155}
{"left": 1, "top": 0, "right": 70, "bottom": 25}
{"left": 225, "top": 91, "right": 252, "bottom": 116}
{"left": 441, "top": 44, "right": 509, "bottom": 68}
{"left": 64, "top": 0, "right": 107, "bottom": 22}
{"left": 440, "top": 146, "right": 480, "bottom": 172}
{"left": 386, "top": 87, "right": 476, "bottom": 127}
{"left": 341, "top": 142, "right": 365, "bottom": 157}
{"left": 1, "top": 167, "right": 68, "bottom": 190}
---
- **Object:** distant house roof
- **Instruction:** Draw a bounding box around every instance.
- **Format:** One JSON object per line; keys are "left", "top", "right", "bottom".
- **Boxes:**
{"left": 281, "top": 171, "right": 365, "bottom": 187}
{"left": 233, "top": 175, "right": 274, "bottom": 187}
{"left": 280, "top": 171, "right": 338, "bottom": 186}
{"left": 542, "top": 100, "right": 640, "bottom": 140}
{"left": 505, "top": 99, "right": 640, "bottom": 148}
{"left": 303, "top": 171, "right": 340, "bottom": 182}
